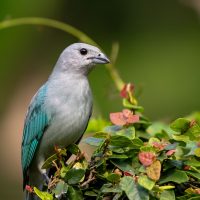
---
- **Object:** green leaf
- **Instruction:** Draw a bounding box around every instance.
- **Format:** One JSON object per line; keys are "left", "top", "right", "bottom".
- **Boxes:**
{"left": 101, "top": 185, "right": 122, "bottom": 193}
{"left": 34, "top": 187, "right": 53, "bottom": 200}
{"left": 86, "top": 117, "right": 110, "bottom": 133}
{"left": 163, "top": 159, "right": 183, "bottom": 171}
{"left": 170, "top": 118, "right": 190, "bottom": 133}
{"left": 158, "top": 185, "right": 175, "bottom": 190}
{"left": 184, "top": 158, "right": 200, "bottom": 167}
{"left": 60, "top": 165, "right": 69, "bottom": 178}
{"left": 115, "top": 127, "right": 135, "bottom": 140}
{"left": 95, "top": 159, "right": 106, "bottom": 173}
{"left": 53, "top": 181, "right": 68, "bottom": 198}
{"left": 160, "top": 190, "right": 175, "bottom": 200}
{"left": 109, "top": 153, "right": 129, "bottom": 159}
{"left": 148, "top": 137, "right": 160, "bottom": 146}
{"left": 41, "top": 154, "right": 57, "bottom": 169}
{"left": 138, "top": 175, "right": 155, "bottom": 190}
{"left": 140, "top": 146, "right": 156, "bottom": 153}
{"left": 185, "top": 142, "right": 197, "bottom": 156}
{"left": 110, "top": 135, "right": 134, "bottom": 147}
{"left": 159, "top": 170, "right": 189, "bottom": 184}
{"left": 123, "top": 98, "right": 144, "bottom": 112}
{"left": 194, "top": 148, "right": 200, "bottom": 157}
{"left": 174, "top": 146, "right": 189, "bottom": 159}
{"left": 176, "top": 194, "right": 200, "bottom": 200}
{"left": 106, "top": 173, "right": 121, "bottom": 183}
{"left": 67, "top": 144, "right": 80, "bottom": 155}
{"left": 120, "top": 176, "right": 149, "bottom": 200}
{"left": 186, "top": 171, "right": 200, "bottom": 181}
{"left": 186, "top": 112, "right": 200, "bottom": 126}
{"left": 104, "top": 125, "right": 122, "bottom": 133}
{"left": 172, "top": 134, "right": 190, "bottom": 142}
{"left": 113, "top": 193, "right": 123, "bottom": 200}
{"left": 135, "top": 116, "right": 152, "bottom": 128}
{"left": 132, "top": 138, "right": 144, "bottom": 147}
{"left": 64, "top": 168, "right": 85, "bottom": 184}
{"left": 155, "top": 130, "right": 171, "bottom": 140}
{"left": 84, "top": 191, "right": 97, "bottom": 196}
{"left": 111, "top": 160, "right": 135, "bottom": 175}
{"left": 93, "top": 132, "right": 109, "bottom": 138}
{"left": 165, "top": 142, "right": 178, "bottom": 150}
{"left": 67, "top": 186, "right": 83, "bottom": 200}
{"left": 147, "top": 122, "right": 173, "bottom": 137}
{"left": 110, "top": 147, "right": 125, "bottom": 153}
{"left": 187, "top": 123, "right": 200, "bottom": 138}
{"left": 83, "top": 137, "right": 104, "bottom": 146}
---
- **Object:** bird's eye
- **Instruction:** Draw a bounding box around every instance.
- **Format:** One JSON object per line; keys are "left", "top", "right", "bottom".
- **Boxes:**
{"left": 80, "top": 48, "right": 88, "bottom": 55}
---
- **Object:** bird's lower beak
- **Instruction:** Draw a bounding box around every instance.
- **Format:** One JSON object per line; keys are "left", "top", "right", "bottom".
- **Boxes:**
{"left": 88, "top": 53, "right": 110, "bottom": 64}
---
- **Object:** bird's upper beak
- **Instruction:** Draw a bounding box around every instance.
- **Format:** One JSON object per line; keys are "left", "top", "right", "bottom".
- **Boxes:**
{"left": 87, "top": 53, "right": 110, "bottom": 64}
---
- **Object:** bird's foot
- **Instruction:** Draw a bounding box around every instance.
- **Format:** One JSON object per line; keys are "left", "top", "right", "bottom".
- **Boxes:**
{"left": 42, "top": 173, "right": 50, "bottom": 185}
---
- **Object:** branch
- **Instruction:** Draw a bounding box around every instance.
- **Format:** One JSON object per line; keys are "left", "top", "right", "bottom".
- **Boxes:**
{"left": 0, "top": 17, "right": 124, "bottom": 91}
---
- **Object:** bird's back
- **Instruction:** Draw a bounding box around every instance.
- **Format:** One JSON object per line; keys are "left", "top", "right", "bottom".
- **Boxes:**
{"left": 21, "top": 84, "right": 49, "bottom": 188}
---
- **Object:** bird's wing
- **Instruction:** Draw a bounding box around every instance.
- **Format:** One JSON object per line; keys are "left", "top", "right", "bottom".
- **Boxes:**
{"left": 21, "top": 84, "right": 49, "bottom": 187}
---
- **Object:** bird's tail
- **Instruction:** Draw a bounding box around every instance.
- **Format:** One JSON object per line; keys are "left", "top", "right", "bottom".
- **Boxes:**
{"left": 24, "top": 167, "right": 45, "bottom": 200}
{"left": 25, "top": 191, "right": 39, "bottom": 200}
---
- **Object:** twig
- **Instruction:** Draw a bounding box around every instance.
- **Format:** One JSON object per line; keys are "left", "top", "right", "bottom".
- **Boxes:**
{"left": 0, "top": 17, "right": 97, "bottom": 46}
{"left": 52, "top": 160, "right": 60, "bottom": 172}
{"left": 110, "top": 42, "right": 119, "bottom": 66}
{"left": 0, "top": 17, "right": 125, "bottom": 91}
{"left": 48, "top": 177, "right": 60, "bottom": 190}
{"left": 80, "top": 170, "right": 95, "bottom": 188}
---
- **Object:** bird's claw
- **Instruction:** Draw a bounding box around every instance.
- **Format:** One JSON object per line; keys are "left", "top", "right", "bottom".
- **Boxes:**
{"left": 42, "top": 173, "right": 50, "bottom": 184}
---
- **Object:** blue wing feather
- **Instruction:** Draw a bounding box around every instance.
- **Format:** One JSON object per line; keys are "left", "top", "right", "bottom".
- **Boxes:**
{"left": 21, "top": 84, "right": 49, "bottom": 187}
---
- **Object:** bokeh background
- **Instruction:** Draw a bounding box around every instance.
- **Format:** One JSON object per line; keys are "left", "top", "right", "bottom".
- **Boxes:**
{"left": 0, "top": 0, "right": 200, "bottom": 199}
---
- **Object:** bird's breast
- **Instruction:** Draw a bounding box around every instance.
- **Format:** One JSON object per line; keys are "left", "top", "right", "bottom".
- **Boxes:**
{"left": 39, "top": 77, "right": 92, "bottom": 157}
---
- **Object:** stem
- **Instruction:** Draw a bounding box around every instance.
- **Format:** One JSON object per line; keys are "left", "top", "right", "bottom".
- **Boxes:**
{"left": 106, "top": 64, "right": 124, "bottom": 91}
{"left": 0, "top": 17, "right": 97, "bottom": 46}
{"left": 110, "top": 42, "right": 119, "bottom": 65}
{"left": 0, "top": 17, "right": 124, "bottom": 91}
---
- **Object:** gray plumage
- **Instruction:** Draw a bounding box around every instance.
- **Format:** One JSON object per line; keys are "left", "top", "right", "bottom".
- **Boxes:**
{"left": 21, "top": 43, "right": 109, "bottom": 200}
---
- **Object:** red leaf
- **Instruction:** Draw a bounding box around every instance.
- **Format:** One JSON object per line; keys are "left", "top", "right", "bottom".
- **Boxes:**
{"left": 124, "top": 171, "right": 133, "bottom": 177}
{"left": 114, "top": 168, "right": 122, "bottom": 176}
{"left": 122, "top": 109, "right": 139, "bottom": 123}
{"left": 138, "top": 152, "right": 156, "bottom": 167}
{"left": 126, "top": 114, "right": 139, "bottom": 124}
{"left": 152, "top": 141, "right": 168, "bottom": 151}
{"left": 146, "top": 160, "right": 161, "bottom": 181}
{"left": 122, "top": 109, "right": 132, "bottom": 118}
{"left": 25, "top": 185, "right": 33, "bottom": 193}
{"left": 183, "top": 165, "right": 191, "bottom": 171}
{"left": 195, "top": 189, "right": 200, "bottom": 194}
{"left": 197, "top": 142, "right": 200, "bottom": 147}
{"left": 120, "top": 83, "right": 134, "bottom": 98}
{"left": 120, "top": 85, "right": 128, "bottom": 98}
{"left": 166, "top": 149, "right": 176, "bottom": 156}
{"left": 110, "top": 112, "right": 127, "bottom": 126}
{"left": 110, "top": 109, "right": 139, "bottom": 126}
{"left": 190, "top": 119, "right": 196, "bottom": 127}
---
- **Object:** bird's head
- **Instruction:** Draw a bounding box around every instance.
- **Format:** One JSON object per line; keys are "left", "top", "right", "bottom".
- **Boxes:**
{"left": 54, "top": 43, "right": 110, "bottom": 76}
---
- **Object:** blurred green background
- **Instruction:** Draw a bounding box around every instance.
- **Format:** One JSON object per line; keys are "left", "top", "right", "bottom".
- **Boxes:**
{"left": 0, "top": 0, "right": 200, "bottom": 199}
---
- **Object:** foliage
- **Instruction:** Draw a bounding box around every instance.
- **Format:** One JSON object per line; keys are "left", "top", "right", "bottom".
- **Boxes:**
{"left": 27, "top": 83, "right": 200, "bottom": 200}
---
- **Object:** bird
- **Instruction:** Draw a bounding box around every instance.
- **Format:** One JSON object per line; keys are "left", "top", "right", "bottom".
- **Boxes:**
{"left": 21, "top": 43, "right": 110, "bottom": 200}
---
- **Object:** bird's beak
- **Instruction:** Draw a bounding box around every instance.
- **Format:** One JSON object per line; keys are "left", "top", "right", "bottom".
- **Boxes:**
{"left": 87, "top": 53, "right": 110, "bottom": 64}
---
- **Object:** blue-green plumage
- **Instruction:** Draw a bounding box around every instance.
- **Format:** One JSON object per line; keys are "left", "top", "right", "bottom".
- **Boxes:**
{"left": 21, "top": 84, "right": 49, "bottom": 188}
